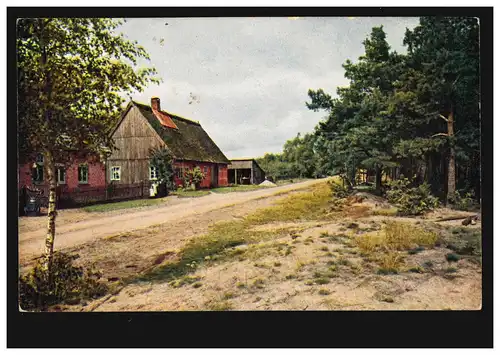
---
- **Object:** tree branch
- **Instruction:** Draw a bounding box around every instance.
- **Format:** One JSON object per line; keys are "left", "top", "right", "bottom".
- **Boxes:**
{"left": 438, "top": 114, "right": 449, "bottom": 122}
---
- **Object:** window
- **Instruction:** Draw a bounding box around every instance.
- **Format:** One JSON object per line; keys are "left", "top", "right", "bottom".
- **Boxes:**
{"left": 175, "top": 168, "right": 182, "bottom": 179}
{"left": 57, "top": 167, "right": 66, "bottom": 184}
{"left": 111, "top": 166, "right": 121, "bottom": 181}
{"left": 33, "top": 154, "right": 44, "bottom": 183}
{"left": 35, "top": 154, "right": 44, "bottom": 164}
{"left": 203, "top": 166, "right": 208, "bottom": 174}
{"left": 33, "top": 165, "right": 44, "bottom": 183}
{"left": 149, "top": 166, "right": 158, "bottom": 180}
{"left": 78, "top": 164, "right": 89, "bottom": 184}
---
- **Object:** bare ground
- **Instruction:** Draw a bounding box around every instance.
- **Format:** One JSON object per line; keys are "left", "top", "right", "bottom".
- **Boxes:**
{"left": 20, "top": 180, "right": 481, "bottom": 312}
{"left": 19, "top": 179, "right": 324, "bottom": 265}
{"left": 79, "top": 217, "right": 481, "bottom": 312}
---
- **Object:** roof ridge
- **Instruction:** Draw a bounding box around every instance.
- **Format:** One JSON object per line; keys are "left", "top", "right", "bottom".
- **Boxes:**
{"left": 131, "top": 100, "right": 200, "bottom": 126}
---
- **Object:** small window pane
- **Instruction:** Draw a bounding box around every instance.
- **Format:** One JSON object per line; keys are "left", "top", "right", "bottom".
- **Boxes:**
{"left": 57, "top": 168, "right": 66, "bottom": 184}
{"left": 34, "top": 165, "right": 44, "bottom": 183}
{"left": 111, "top": 167, "right": 121, "bottom": 181}
{"left": 78, "top": 165, "right": 88, "bottom": 183}
{"left": 150, "top": 166, "right": 158, "bottom": 180}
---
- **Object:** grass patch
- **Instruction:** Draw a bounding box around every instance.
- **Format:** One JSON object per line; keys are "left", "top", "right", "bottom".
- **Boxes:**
{"left": 205, "top": 299, "right": 233, "bottom": 311}
{"left": 82, "top": 198, "right": 166, "bottom": 213}
{"left": 318, "top": 288, "right": 330, "bottom": 295}
{"left": 133, "top": 182, "right": 334, "bottom": 285}
{"left": 372, "top": 207, "right": 398, "bottom": 216}
{"left": 445, "top": 253, "right": 461, "bottom": 262}
{"left": 377, "top": 252, "right": 405, "bottom": 273}
{"left": 314, "top": 277, "right": 330, "bottom": 285}
{"left": 408, "top": 246, "right": 426, "bottom": 255}
{"left": 245, "top": 183, "right": 333, "bottom": 225}
{"left": 408, "top": 266, "right": 425, "bottom": 273}
{"left": 442, "top": 227, "right": 481, "bottom": 257}
{"left": 354, "top": 221, "right": 437, "bottom": 254}
{"left": 168, "top": 275, "right": 202, "bottom": 288}
{"left": 252, "top": 278, "right": 266, "bottom": 289}
{"left": 211, "top": 185, "right": 268, "bottom": 193}
{"left": 171, "top": 190, "right": 211, "bottom": 198}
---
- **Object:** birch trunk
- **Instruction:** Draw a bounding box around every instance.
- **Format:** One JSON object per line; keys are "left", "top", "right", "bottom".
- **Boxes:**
{"left": 44, "top": 152, "right": 57, "bottom": 272}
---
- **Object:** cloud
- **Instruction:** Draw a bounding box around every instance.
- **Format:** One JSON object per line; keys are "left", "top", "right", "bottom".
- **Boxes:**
{"left": 118, "top": 17, "right": 420, "bottom": 158}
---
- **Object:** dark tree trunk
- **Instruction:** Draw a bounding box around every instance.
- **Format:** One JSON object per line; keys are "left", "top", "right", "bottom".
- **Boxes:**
{"left": 375, "top": 166, "right": 382, "bottom": 193}
{"left": 446, "top": 110, "right": 456, "bottom": 204}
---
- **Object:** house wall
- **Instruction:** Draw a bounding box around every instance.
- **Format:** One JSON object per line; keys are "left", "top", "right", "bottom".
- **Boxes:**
{"left": 18, "top": 158, "right": 106, "bottom": 190}
{"left": 107, "top": 105, "right": 165, "bottom": 184}
{"left": 172, "top": 161, "right": 228, "bottom": 189}
{"left": 251, "top": 161, "right": 265, "bottom": 184}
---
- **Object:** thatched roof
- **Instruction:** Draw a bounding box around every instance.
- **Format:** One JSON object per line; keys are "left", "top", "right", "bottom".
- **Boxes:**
{"left": 132, "top": 101, "right": 230, "bottom": 164}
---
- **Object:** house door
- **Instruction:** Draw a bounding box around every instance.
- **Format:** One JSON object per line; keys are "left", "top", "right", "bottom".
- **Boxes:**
{"left": 211, "top": 165, "right": 219, "bottom": 187}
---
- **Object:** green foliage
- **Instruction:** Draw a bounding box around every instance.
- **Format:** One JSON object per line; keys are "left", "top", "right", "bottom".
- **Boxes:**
{"left": 17, "top": 18, "right": 160, "bottom": 165}
{"left": 385, "top": 177, "right": 439, "bottom": 215}
{"left": 19, "top": 252, "right": 108, "bottom": 311}
{"left": 328, "top": 180, "right": 351, "bottom": 199}
{"left": 149, "top": 146, "right": 175, "bottom": 191}
{"left": 301, "top": 18, "right": 480, "bottom": 200}
{"left": 449, "top": 190, "right": 478, "bottom": 211}
{"left": 182, "top": 167, "right": 206, "bottom": 189}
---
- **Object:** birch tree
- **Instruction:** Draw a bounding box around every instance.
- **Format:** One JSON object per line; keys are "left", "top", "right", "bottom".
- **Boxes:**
{"left": 17, "top": 18, "right": 160, "bottom": 272}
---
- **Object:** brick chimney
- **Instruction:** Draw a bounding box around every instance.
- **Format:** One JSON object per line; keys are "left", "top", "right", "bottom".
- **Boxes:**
{"left": 151, "top": 97, "right": 161, "bottom": 111}
{"left": 150, "top": 96, "right": 178, "bottom": 129}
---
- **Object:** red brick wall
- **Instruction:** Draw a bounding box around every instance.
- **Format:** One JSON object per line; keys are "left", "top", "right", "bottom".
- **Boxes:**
{"left": 218, "top": 164, "right": 228, "bottom": 187}
{"left": 18, "top": 158, "right": 106, "bottom": 191}
{"left": 173, "top": 161, "right": 228, "bottom": 188}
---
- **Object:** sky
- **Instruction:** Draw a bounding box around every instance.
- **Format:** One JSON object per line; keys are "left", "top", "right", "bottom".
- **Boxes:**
{"left": 118, "top": 17, "right": 420, "bottom": 159}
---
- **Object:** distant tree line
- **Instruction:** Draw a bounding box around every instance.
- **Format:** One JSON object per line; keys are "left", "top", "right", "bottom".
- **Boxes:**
{"left": 258, "top": 17, "right": 480, "bottom": 203}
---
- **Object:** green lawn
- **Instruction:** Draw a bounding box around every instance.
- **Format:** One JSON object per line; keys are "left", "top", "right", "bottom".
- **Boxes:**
{"left": 82, "top": 197, "right": 168, "bottom": 213}
{"left": 211, "top": 185, "right": 269, "bottom": 194}
{"left": 275, "top": 178, "right": 312, "bottom": 186}
{"left": 170, "top": 190, "right": 211, "bottom": 198}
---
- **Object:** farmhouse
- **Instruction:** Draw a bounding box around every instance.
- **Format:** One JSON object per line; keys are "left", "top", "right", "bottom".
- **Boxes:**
{"left": 18, "top": 154, "right": 106, "bottom": 192}
{"left": 107, "top": 97, "right": 230, "bottom": 189}
{"left": 228, "top": 158, "right": 266, "bottom": 185}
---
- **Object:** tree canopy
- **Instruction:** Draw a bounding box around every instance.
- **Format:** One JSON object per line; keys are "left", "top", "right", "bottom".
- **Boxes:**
{"left": 257, "top": 17, "right": 480, "bottom": 201}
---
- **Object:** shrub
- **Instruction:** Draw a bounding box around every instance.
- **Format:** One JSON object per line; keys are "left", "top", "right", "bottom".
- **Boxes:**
{"left": 19, "top": 252, "right": 108, "bottom": 311}
{"left": 450, "top": 190, "right": 478, "bottom": 211}
{"left": 328, "top": 180, "right": 350, "bottom": 199}
{"left": 385, "top": 178, "right": 439, "bottom": 215}
{"left": 149, "top": 147, "right": 175, "bottom": 192}
{"left": 183, "top": 167, "right": 206, "bottom": 190}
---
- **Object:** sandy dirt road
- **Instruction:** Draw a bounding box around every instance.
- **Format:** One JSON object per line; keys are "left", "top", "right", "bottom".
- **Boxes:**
{"left": 19, "top": 179, "right": 326, "bottom": 262}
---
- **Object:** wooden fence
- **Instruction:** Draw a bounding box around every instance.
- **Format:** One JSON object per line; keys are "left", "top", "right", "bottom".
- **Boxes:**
{"left": 19, "top": 182, "right": 150, "bottom": 213}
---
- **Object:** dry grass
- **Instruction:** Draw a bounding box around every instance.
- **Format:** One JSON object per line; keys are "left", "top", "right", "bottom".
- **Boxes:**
{"left": 372, "top": 207, "right": 398, "bottom": 217}
{"left": 354, "top": 221, "right": 437, "bottom": 254}
{"left": 352, "top": 221, "right": 437, "bottom": 274}
{"left": 245, "top": 183, "right": 332, "bottom": 225}
{"left": 377, "top": 252, "right": 405, "bottom": 274}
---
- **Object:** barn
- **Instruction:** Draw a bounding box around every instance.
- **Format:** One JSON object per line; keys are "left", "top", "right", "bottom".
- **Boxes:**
{"left": 107, "top": 97, "right": 230, "bottom": 189}
{"left": 228, "top": 159, "right": 266, "bottom": 185}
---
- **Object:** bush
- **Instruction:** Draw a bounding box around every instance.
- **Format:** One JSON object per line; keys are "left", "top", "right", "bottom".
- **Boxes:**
{"left": 385, "top": 178, "right": 439, "bottom": 215}
{"left": 19, "top": 252, "right": 108, "bottom": 311}
{"left": 450, "top": 190, "right": 478, "bottom": 211}
{"left": 149, "top": 147, "right": 175, "bottom": 192}
{"left": 328, "top": 180, "right": 350, "bottom": 199}
{"left": 183, "top": 167, "right": 205, "bottom": 190}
